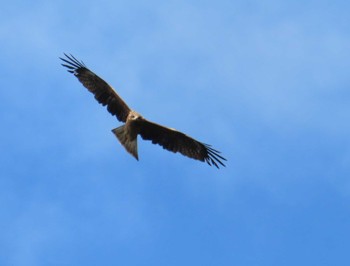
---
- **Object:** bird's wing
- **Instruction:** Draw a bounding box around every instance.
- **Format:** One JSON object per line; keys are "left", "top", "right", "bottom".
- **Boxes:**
{"left": 138, "top": 119, "right": 226, "bottom": 168}
{"left": 60, "top": 53, "right": 131, "bottom": 122}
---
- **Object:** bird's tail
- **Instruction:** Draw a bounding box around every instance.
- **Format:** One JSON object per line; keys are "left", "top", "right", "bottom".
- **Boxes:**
{"left": 111, "top": 126, "right": 139, "bottom": 160}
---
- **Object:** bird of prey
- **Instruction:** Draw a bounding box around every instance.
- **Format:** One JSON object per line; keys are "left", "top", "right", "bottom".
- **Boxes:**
{"left": 60, "top": 54, "right": 226, "bottom": 168}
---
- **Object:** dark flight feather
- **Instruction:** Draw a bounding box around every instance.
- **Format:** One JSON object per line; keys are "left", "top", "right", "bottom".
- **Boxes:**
{"left": 60, "top": 53, "right": 131, "bottom": 122}
{"left": 138, "top": 119, "right": 226, "bottom": 168}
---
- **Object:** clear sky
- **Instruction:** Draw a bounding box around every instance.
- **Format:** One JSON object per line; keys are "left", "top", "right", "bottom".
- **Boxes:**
{"left": 1, "top": 0, "right": 349, "bottom": 265}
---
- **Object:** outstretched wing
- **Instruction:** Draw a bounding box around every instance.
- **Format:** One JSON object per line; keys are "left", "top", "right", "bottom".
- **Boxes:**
{"left": 138, "top": 119, "right": 226, "bottom": 168}
{"left": 60, "top": 53, "right": 131, "bottom": 122}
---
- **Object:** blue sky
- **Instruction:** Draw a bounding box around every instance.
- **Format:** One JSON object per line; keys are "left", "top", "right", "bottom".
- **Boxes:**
{"left": 1, "top": 0, "right": 349, "bottom": 265}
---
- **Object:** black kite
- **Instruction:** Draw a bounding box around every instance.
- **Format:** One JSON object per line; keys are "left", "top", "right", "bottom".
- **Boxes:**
{"left": 60, "top": 54, "right": 226, "bottom": 168}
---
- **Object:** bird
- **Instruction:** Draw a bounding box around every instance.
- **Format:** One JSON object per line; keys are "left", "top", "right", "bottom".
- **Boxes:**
{"left": 60, "top": 53, "right": 226, "bottom": 168}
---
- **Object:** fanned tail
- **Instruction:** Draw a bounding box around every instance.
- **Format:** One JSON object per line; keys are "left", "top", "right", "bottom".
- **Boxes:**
{"left": 112, "top": 126, "right": 138, "bottom": 160}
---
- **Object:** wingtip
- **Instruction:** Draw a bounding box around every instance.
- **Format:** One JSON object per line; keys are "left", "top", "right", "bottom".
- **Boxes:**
{"left": 60, "top": 53, "right": 86, "bottom": 69}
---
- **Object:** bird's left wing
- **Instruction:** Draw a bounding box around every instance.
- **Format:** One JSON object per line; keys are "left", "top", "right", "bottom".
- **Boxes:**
{"left": 60, "top": 53, "right": 131, "bottom": 122}
{"left": 138, "top": 119, "right": 226, "bottom": 168}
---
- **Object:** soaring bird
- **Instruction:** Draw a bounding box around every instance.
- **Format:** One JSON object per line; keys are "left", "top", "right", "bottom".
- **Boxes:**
{"left": 60, "top": 54, "right": 226, "bottom": 168}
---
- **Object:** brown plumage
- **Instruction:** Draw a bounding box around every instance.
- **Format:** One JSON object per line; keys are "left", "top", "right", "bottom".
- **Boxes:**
{"left": 60, "top": 53, "right": 226, "bottom": 168}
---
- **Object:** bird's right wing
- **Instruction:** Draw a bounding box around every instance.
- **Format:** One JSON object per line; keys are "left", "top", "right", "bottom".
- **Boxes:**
{"left": 60, "top": 53, "right": 131, "bottom": 123}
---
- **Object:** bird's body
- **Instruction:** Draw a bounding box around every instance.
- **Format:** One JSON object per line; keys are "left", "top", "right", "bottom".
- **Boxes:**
{"left": 60, "top": 54, "right": 226, "bottom": 168}
{"left": 112, "top": 111, "right": 143, "bottom": 160}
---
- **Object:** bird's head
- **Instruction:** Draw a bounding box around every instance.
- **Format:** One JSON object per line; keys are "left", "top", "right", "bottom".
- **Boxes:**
{"left": 129, "top": 111, "right": 142, "bottom": 121}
